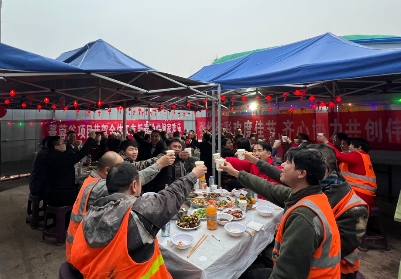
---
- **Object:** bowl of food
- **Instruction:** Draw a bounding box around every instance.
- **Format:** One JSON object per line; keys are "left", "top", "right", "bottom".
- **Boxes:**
{"left": 233, "top": 189, "right": 248, "bottom": 198}
{"left": 190, "top": 198, "right": 209, "bottom": 208}
{"left": 192, "top": 208, "right": 207, "bottom": 220}
{"left": 224, "top": 222, "right": 246, "bottom": 237}
{"left": 256, "top": 206, "right": 274, "bottom": 217}
{"left": 213, "top": 189, "right": 229, "bottom": 196}
{"left": 171, "top": 233, "right": 194, "bottom": 249}
{"left": 217, "top": 213, "right": 233, "bottom": 225}
{"left": 176, "top": 215, "right": 201, "bottom": 230}
{"left": 203, "top": 193, "right": 221, "bottom": 200}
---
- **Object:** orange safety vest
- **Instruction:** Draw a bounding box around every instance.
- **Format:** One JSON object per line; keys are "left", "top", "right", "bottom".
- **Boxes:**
{"left": 272, "top": 193, "right": 341, "bottom": 279}
{"left": 339, "top": 152, "right": 377, "bottom": 197}
{"left": 71, "top": 205, "right": 172, "bottom": 279}
{"left": 332, "top": 189, "right": 368, "bottom": 275}
{"left": 66, "top": 175, "right": 101, "bottom": 263}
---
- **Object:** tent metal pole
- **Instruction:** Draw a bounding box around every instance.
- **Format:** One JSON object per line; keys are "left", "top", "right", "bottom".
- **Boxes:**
{"left": 150, "top": 72, "right": 217, "bottom": 99}
{"left": 149, "top": 84, "right": 214, "bottom": 93}
{"left": 123, "top": 102, "right": 127, "bottom": 139}
{"left": 217, "top": 85, "right": 222, "bottom": 189}
{"left": 91, "top": 73, "right": 149, "bottom": 93}
{"left": 211, "top": 91, "right": 216, "bottom": 177}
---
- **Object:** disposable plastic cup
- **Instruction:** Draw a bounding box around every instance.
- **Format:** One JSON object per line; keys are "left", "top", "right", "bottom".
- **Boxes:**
{"left": 215, "top": 158, "right": 225, "bottom": 171}
{"left": 195, "top": 161, "right": 204, "bottom": 166}
{"left": 237, "top": 149, "right": 245, "bottom": 160}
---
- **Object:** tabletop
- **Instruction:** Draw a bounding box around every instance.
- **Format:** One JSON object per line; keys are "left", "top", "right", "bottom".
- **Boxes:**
{"left": 158, "top": 199, "right": 283, "bottom": 279}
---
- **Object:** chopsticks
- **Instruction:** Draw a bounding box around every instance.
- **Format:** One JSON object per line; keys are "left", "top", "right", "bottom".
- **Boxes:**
{"left": 245, "top": 229, "right": 255, "bottom": 237}
{"left": 187, "top": 234, "right": 207, "bottom": 258}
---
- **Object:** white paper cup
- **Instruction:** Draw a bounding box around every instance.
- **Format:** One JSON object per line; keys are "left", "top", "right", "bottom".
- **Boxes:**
{"left": 195, "top": 161, "right": 204, "bottom": 167}
{"left": 210, "top": 184, "right": 218, "bottom": 192}
{"left": 302, "top": 140, "right": 307, "bottom": 143}
{"left": 281, "top": 136, "right": 288, "bottom": 142}
{"left": 238, "top": 200, "right": 247, "bottom": 211}
{"left": 274, "top": 139, "right": 280, "bottom": 144}
{"left": 213, "top": 153, "right": 220, "bottom": 159}
{"left": 215, "top": 158, "right": 225, "bottom": 171}
{"left": 184, "top": 148, "right": 192, "bottom": 155}
{"left": 166, "top": 150, "right": 175, "bottom": 155}
{"left": 317, "top": 133, "right": 324, "bottom": 136}
{"left": 237, "top": 149, "right": 245, "bottom": 160}
{"left": 294, "top": 139, "right": 299, "bottom": 143}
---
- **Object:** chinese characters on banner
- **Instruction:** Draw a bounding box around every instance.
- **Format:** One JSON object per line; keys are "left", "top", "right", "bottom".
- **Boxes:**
{"left": 195, "top": 110, "right": 401, "bottom": 150}
{"left": 42, "top": 120, "right": 185, "bottom": 141}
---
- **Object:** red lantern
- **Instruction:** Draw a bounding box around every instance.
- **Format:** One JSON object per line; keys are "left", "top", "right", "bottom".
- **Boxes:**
{"left": 44, "top": 97, "right": 50, "bottom": 104}
{"left": 300, "top": 90, "right": 307, "bottom": 100}
{"left": 309, "top": 95, "right": 315, "bottom": 101}
{"left": 107, "top": 109, "right": 111, "bottom": 114}
{"left": 87, "top": 110, "right": 91, "bottom": 114}
{"left": 153, "top": 108, "right": 157, "bottom": 112}
{"left": 172, "top": 104, "right": 177, "bottom": 110}
{"left": 98, "top": 110, "right": 101, "bottom": 116}
{"left": 289, "top": 107, "right": 294, "bottom": 113}
{"left": 173, "top": 111, "right": 176, "bottom": 114}
{"left": 203, "top": 99, "right": 207, "bottom": 104}
{"left": 5, "top": 99, "right": 10, "bottom": 105}
{"left": 138, "top": 107, "right": 142, "bottom": 112}
{"left": 37, "top": 104, "right": 42, "bottom": 111}
{"left": 221, "top": 96, "right": 226, "bottom": 101}
{"left": 21, "top": 102, "right": 27, "bottom": 109}
{"left": 204, "top": 107, "right": 208, "bottom": 112}
{"left": 76, "top": 109, "right": 80, "bottom": 113}
{"left": 269, "top": 107, "right": 273, "bottom": 114}
{"left": 10, "top": 90, "right": 16, "bottom": 98}
{"left": 266, "top": 95, "right": 272, "bottom": 103}
{"left": 64, "top": 106, "right": 68, "bottom": 111}
{"left": 183, "top": 112, "right": 186, "bottom": 116}
{"left": 97, "top": 100, "right": 103, "bottom": 107}
{"left": 231, "top": 107, "right": 235, "bottom": 112}
{"left": 73, "top": 100, "right": 78, "bottom": 107}
{"left": 239, "top": 106, "right": 243, "bottom": 112}
{"left": 336, "top": 96, "right": 342, "bottom": 102}
{"left": 294, "top": 90, "right": 301, "bottom": 96}
{"left": 320, "top": 102, "right": 327, "bottom": 109}
{"left": 187, "top": 102, "right": 191, "bottom": 108}
{"left": 255, "top": 96, "right": 260, "bottom": 101}
{"left": 312, "top": 104, "right": 317, "bottom": 110}
{"left": 241, "top": 96, "right": 247, "bottom": 102}
{"left": 283, "top": 92, "right": 289, "bottom": 102}
{"left": 51, "top": 104, "right": 57, "bottom": 110}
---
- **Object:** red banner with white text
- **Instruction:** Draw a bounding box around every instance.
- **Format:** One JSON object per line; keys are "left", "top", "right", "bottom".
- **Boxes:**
{"left": 42, "top": 120, "right": 184, "bottom": 141}
{"left": 195, "top": 110, "right": 401, "bottom": 150}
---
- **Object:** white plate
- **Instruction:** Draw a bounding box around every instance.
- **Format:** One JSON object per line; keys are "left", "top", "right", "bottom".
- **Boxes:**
{"left": 192, "top": 209, "right": 207, "bottom": 220}
{"left": 213, "top": 189, "right": 229, "bottom": 195}
{"left": 176, "top": 220, "right": 201, "bottom": 230}
{"left": 194, "top": 187, "right": 210, "bottom": 194}
{"left": 222, "top": 208, "right": 245, "bottom": 221}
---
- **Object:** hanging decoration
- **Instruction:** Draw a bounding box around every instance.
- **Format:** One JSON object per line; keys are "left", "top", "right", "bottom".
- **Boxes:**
{"left": 241, "top": 96, "right": 247, "bottom": 103}
{"left": 5, "top": 99, "right": 10, "bottom": 105}
{"left": 183, "top": 112, "right": 186, "bottom": 116}
{"left": 336, "top": 96, "right": 342, "bottom": 103}
{"left": 221, "top": 95, "right": 227, "bottom": 104}
{"left": 37, "top": 104, "right": 42, "bottom": 112}
{"left": 44, "top": 97, "right": 50, "bottom": 106}
{"left": 21, "top": 102, "right": 27, "bottom": 109}
{"left": 138, "top": 107, "right": 142, "bottom": 113}
{"left": 97, "top": 100, "right": 103, "bottom": 108}
{"left": 186, "top": 102, "right": 191, "bottom": 108}
{"left": 51, "top": 104, "right": 57, "bottom": 110}
{"left": 239, "top": 106, "right": 243, "bottom": 112}
{"left": 300, "top": 90, "right": 307, "bottom": 100}
{"left": 309, "top": 95, "right": 315, "bottom": 102}
{"left": 153, "top": 108, "right": 157, "bottom": 113}
{"left": 172, "top": 104, "right": 177, "bottom": 110}
{"left": 282, "top": 92, "right": 289, "bottom": 102}
{"left": 204, "top": 107, "right": 208, "bottom": 112}
{"left": 76, "top": 109, "right": 80, "bottom": 113}
{"left": 107, "top": 109, "right": 111, "bottom": 114}
{"left": 231, "top": 107, "right": 235, "bottom": 112}
{"left": 294, "top": 90, "right": 301, "bottom": 96}
{"left": 173, "top": 111, "right": 176, "bottom": 115}
{"left": 255, "top": 95, "right": 260, "bottom": 102}
{"left": 203, "top": 99, "right": 208, "bottom": 109}
{"left": 266, "top": 95, "right": 272, "bottom": 104}
{"left": 64, "top": 106, "right": 68, "bottom": 111}
{"left": 312, "top": 104, "right": 317, "bottom": 110}
{"left": 98, "top": 110, "right": 101, "bottom": 116}
{"left": 9, "top": 90, "right": 16, "bottom": 99}
{"left": 269, "top": 107, "right": 273, "bottom": 114}
{"left": 73, "top": 100, "right": 78, "bottom": 107}
{"left": 87, "top": 110, "right": 91, "bottom": 115}
{"left": 145, "top": 108, "right": 149, "bottom": 115}
{"left": 195, "top": 102, "right": 199, "bottom": 110}
{"left": 289, "top": 107, "right": 294, "bottom": 114}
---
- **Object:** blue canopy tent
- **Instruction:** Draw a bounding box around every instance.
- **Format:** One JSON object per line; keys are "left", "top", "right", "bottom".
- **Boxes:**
{"left": 0, "top": 40, "right": 215, "bottom": 111}
{"left": 190, "top": 33, "right": 401, "bottom": 107}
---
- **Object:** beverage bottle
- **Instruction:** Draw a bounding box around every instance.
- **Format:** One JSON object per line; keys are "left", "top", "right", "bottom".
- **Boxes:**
{"left": 199, "top": 175, "right": 206, "bottom": 190}
{"left": 86, "top": 154, "right": 92, "bottom": 165}
{"left": 209, "top": 176, "right": 215, "bottom": 188}
{"left": 206, "top": 202, "right": 218, "bottom": 230}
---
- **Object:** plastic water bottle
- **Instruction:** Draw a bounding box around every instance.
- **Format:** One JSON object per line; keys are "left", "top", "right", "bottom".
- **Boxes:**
{"left": 209, "top": 176, "right": 215, "bottom": 188}
{"left": 161, "top": 221, "right": 170, "bottom": 237}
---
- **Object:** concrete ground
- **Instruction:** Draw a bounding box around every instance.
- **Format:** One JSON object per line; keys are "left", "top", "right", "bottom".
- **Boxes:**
{"left": 0, "top": 180, "right": 400, "bottom": 279}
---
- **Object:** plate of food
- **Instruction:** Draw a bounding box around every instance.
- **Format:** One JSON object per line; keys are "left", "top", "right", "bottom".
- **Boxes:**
{"left": 176, "top": 215, "right": 201, "bottom": 230}
{"left": 235, "top": 195, "right": 257, "bottom": 210}
{"left": 190, "top": 198, "right": 209, "bottom": 208}
{"left": 213, "top": 189, "right": 229, "bottom": 196}
{"left": 216, "top": 199, "right": 235, "bottom": 210}
{"left": 202, "top": 193, "right": 221, "bottom": 199}
{"left": 222, "top": 209, "right": 245, "bottom": 221}
{"left": 192, "top": 208, "right": 207, "bottom": 220}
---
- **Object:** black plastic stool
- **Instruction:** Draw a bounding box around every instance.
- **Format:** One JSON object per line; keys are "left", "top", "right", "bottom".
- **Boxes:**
{"left": 41, "top": 205, "right": 72, "bottom": 246}
{"left": 26, "top": 194, "right": 45, "bottom": 229}
{"left": 359, "top": 205, "right": 389, "bottom": 251}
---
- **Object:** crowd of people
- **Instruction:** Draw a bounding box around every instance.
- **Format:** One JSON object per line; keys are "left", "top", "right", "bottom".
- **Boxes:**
{"left": 28, "top": 126, "right": 376, "bottom": 278}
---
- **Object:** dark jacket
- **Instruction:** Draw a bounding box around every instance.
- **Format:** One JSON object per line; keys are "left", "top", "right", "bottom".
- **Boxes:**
{"left": 29, "top": 148, "right": 49, "bottom": 196}
{"left": 143, "top": 155, "right": 186, "bottom": 193}
{"left": 254, "top": 160, "right": 368, "bottom": 274}
{"left": 221, "top": 147, "right": 236, "bottom": 158}
{"left": 190, "top": 139, "right": 212, "bottom": 172}
{"left": 79, "top": 172, "right": 197, "bottom": 263}
{"left": 134, "top": 134, "right": 167, "bottom": 161}
{"left": 237, "top": 171, "right": 326, "bottom": 279}
{"left": 44, "top": 138, "right": 96, "bottom": 206}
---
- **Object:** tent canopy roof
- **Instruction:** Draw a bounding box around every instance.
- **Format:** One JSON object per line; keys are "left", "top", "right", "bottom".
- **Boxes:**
{"left": 0, "top": 41, "right": 214, "bottom": 110}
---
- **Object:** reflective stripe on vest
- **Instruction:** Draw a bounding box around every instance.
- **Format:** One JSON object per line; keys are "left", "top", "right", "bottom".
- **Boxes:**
{"left": 298, "top": 200, "right": 341, "bottom": 269}
{"left": 70, "top": 180, "right": 99, "bottom": 223}
{"left": 66, "top": 233, "right": 74, "bottom": 244}
{"left": 348, "top": 182, "right": 376, "bottom": 193}
{"left": 139, "top": 254, "right": 165, "bottom": 279}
